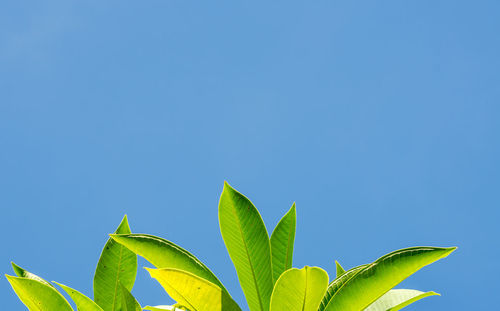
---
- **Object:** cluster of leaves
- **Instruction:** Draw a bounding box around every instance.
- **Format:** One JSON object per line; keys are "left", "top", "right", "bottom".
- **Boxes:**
{"left": 6, "top": 182, "right": 456, "bottom": 311}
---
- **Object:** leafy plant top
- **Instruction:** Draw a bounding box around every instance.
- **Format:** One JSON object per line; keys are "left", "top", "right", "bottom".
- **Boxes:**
{"left": 6, "top": 182, "right": 456, "bottom": 311}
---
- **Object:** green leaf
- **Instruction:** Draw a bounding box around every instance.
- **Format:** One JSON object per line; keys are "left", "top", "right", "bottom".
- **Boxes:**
{"left": 334, "top": 261, "right": 345, "bottom": 278}
{"left": 147, "top": 268, "right": 242, "bottom": 311}
{"left": 322, "top": 246, "right": 456, "bottom": 311}
{"left": 120, "top": 283, "right": 142, "bottom": 311}
{"left": 218, "top": 182, "right": 273, "bottom": 311}
{"left": 318, "top": 264, "right": 368, "bottom": 311}
{"left": 269, "top": 266, "right": 329, "bottom": 311}
{"left": 93, "top": 215, "right": 138, "bottom": 311}
{"left": 143, "top": 306, "right": 184, "bottom": 311}
{"left": 364, "top": 289, "right": 439, "bottom": 311}
{"left": 110, "top": 233, "right": 227, "bottom": 294}
{"left": 6, "top": 275, "right": 73, "bottom": 311}
{"left": 54, "top": 282, "right": 104, "bottom": 311}
{"left": 270, "top": 203, "right": 296, "bottom": 284}
{"left": 11, "top": 262, "right": 56, "bottom": 289}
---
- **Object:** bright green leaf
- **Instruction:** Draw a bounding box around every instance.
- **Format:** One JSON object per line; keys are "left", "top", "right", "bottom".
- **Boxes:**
{"left": 147, "top": 268, "right": 241, "bottom": 311}
{"left": 11, "top": 262, "right": 56, "bottom": 289}
{"left": 319, "top": 264, "right": 369, "bottom": 311}
{"left": 120, "top": 283, "right": 142, "bottom": 311}
{"left": 270, "top": 203, "right": 296, "bottom": 284}
{"left": 364, "top": 289, "right": 439, "bottom": 311}
{"left": 335, "top": 261, "right": 345, "bottom": 279}
{"left": 93, "top": 215, "right": 138, "bottom": 311}
{"left": 269, "top": 266, "right": 328, "bottom": 311}
{"left": 55, "top": 282, "right": 104, "bottom": 311}
{"left": 6, "top": 275, "right": 73, "bottom": 311}
{"left": 218, "top": 182, "right": 273, "bottom": 311}
{"left": 322, "top": 246, "right": 456, "bottom": 311}
{"left": 143, "top": 306, "right": 183, "bottom": 311}
{"left": 110, "top": 233, "right": 227, "bottom": 294}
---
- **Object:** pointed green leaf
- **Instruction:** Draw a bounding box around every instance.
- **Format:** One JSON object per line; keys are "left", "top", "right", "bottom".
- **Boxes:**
{"left": 93, "top": 215, "right": 138, "bottom": 311}
{"left": 318, "top": 264, "right": 368, "bottom": 311}
{"left": 6, "top": 275, "right": 73, "bottom": 311}
{"left": 270, "top": 203, "right": 296, "bottom": 284}
{"left": 11, "top": 262, "right": 56, "bottom": 289}
{"left": 55, "top": 282, "right": 104, "bottom": 311}
{"left": 147, "top": 268, "right": 242, "bottom": 311}
{"left": 218, "top": 182, "right": 273, "bottom": 311}
{"left": 110, "top": 233, "right": 227, "bottom": 294}
{"left": 120, "top": 283, "right": 142, "bottom": 311}
{"left": 335, "top": 261, "right": 345, "bottom": 278}
{"left": 364, "top": 289, "right": 439, "bottom": 311}
{"left": 322, "top": 246, "right": 456, "bottom": 311}
{"left": 270, "top": 266, "right": 328, "bottom": 311}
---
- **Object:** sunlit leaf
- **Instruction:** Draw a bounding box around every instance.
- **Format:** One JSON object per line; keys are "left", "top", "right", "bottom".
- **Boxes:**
{"left": 322, "top": 246, "right": 456, "bottom": 311}
{"left": 11, "top": 262, "right": 56, "bottom": 289}
{"left": 269, "top": 266, "right": 328, "bottom": 311}
{"left": 147, "top": 268, "right": 241, "bottom": 311}
{"left": 270, "top": 203, "right": 296, "bottom": 284}
{"left": 94, "top": 215, "right": 138, "bottom": 311}
{"left": 143, "top": 306, "right": 188, "bottom": 311}
{"left": 219, "top": 182, "right": 273, "bottom": 311}
{"left": 110, "top": 233, "right": 227, "bottom": 294}
{"left": 364, "top": 289, "right": 439, "bottom": 311}
{"left": 318, "top": 264, "right": 368, "bottom": 311}
{"left": 6, "top": 275, "right": 73, "bottom": 311}
{"left": 120, "top": 283, "right": 141, "bottom": 311}
{"left": 55, "top": 282, "right": 104, "bottom": 311}
{"left": 335, "top": 261, "right": 345, "bottom": 279}
{"left": 143, "top": 306, "right": 182, "bottom": 311}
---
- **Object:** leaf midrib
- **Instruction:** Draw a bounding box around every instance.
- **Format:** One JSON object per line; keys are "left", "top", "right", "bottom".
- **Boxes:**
{"left": 301, "top": 268, "right": 308, "bottom": 311}
{"left": 230, "top": 199, "right": 265, "bottom": 311}
{"left": 111, "top": 243, "right": 125, "bottom": 311}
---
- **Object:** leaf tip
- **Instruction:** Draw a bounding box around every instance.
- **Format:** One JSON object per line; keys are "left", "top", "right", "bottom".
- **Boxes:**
{"left": 11, "top": 262, "right": 24, "bottom": 277}
{"left": 222, "top": 180, "right": 235, "bottom": 192}
{"left": 116, "top": 215, "right": 132, "bottom": 234}
{"left": 443, "top": 246, "right": 458, "bottom": 257}
{"left": 335, "top": 260, "right": 345, "bottom": 275}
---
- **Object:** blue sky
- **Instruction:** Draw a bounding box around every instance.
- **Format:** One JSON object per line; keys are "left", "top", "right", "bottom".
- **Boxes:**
{"left": 1, "top": 1, "right": 499, "bottom": 310}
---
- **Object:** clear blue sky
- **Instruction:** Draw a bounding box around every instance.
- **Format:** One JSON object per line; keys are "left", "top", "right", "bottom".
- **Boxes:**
{"left": 1, "top": 1, "right": 499, "bottom": 310}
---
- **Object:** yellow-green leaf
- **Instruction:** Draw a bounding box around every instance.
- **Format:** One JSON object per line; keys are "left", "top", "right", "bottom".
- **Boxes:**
{"left": 270, "top": 266, "right": 329, "bottom": 311}
{"left": 55, "top": 282, "right": 104, "bottom": 311}
{"left": 143, "top": 306, "right": 184, "bottom": 311}
{"left": 322, "top": 246, "right": 456, "bottom": 311}
{"left": 270, "top": 203, "right": 296, "bottom": 284}
{"left": 11, "top": 262, "right": 55, "bottom": 289}
{"left": 147, "top": 268, "right": 241, "bottom": 311}
{"left": 6, "top": 275, "right": 73, "bottom": 311}
{"left": 110, "top": 233, "right": 227, "bottom": 294}
{"left": 120, "top": 283, "right": 141, "bottom": 311}
{"left": 218, "top": 182, "right": 273, "bottom": 311}
{"left": 334, "top": 261, "right": 345, "bottom": 279}
{"left": 93, "top": 215, "right": 138, "bottom": 311}
{"left": 364, "top": 289, "right": 439, "bottom": 311}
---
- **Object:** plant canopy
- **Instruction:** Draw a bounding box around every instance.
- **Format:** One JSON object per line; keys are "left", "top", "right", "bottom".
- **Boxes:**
{"left": 6, "top": 182, "right": 456, "bottom": 311}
